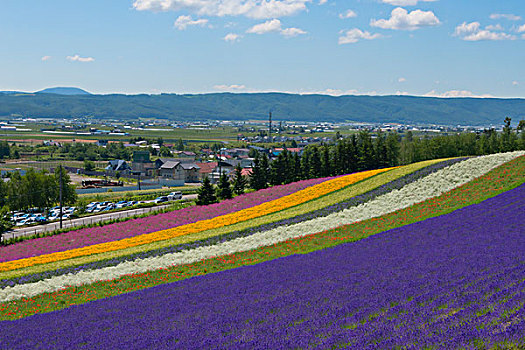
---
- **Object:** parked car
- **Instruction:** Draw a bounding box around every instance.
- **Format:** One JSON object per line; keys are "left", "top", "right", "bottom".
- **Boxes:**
{"left": 115, "top": 200, "right": 128, "bottom": 209}
{"left": 167, "top": 191, "right": 183, "bottom": 200}
{"left": 34, "top": 215, "right": 47, "bottom": 223}
{"left": 154, "top": 196, "right": 169, "bottom": 204}
{"left": 93, "top": 205, "right": 106, "bottom": 213}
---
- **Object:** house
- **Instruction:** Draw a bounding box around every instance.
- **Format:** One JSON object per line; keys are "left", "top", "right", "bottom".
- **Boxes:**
{"left": 105, "top": 160, "right": 130, "bottom": 175}
{"left": 159, "top": 160, "right": 200, "bottom": 183}
{"left": 131, "top": 150, "right": 155, "bottom": 177}
{"left": 196, "top": 162, "right": 217, "bottom": 181}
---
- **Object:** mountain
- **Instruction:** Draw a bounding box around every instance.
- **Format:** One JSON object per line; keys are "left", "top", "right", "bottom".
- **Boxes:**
{"left": 36, "top": 87, "right": 91, "bottom": 95}
{"left": 0, "top": 92, "right": 523, "bottom": 126}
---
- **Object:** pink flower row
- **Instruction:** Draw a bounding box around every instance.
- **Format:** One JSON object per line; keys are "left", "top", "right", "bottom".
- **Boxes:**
{"left": 0, "top": 177, "right": 333, "bottom": 262}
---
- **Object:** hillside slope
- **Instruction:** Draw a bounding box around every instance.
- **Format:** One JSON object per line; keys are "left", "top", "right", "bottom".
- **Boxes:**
{"left": 1, "top": 92, "right": 524, "bottom": 125}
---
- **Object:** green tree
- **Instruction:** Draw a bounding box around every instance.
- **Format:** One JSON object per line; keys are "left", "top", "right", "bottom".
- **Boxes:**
{"left": 0, "top": 141, "right": 10, "bottom": 159}
{"left": 196, "top": 176, "right": 217, "bottom": 205}
{"left": 159, "top": 146, "right": 171, "bottom": 157}
{"left": 358, "top": 130, "right": 375, "bottom": 171}
{"left": 84, "top": 160, "right": 95, "bottom": 171}
{"left": 216, "top": 172, "right": 233, "bottom": 200}
{"left": 55, "top": 166, "right": 77, "bottom": 206}
{"left": 0, "top": 206, "right": 13, "bottom": 239}
{"left": 249, "top": 153, "right": 269, "bottom": 190}
{"left": 231, "top": 164, "right": 247, "bottom": 196}
{"left": 175, "top": 139, "right": 185, "bottom": 151}
{"left": 385, "top": 132, "right": 400, "bottom": 166}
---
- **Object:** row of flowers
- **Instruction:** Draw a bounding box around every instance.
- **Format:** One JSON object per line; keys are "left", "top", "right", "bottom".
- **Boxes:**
{"left": 1, "top": 179, "right": 523, "bottom": 348}
{"left": 0, "top": 158, "right": 460, "bottom": 286}
{"left": 0, "top": 158, "right": 463, "bottom": 286}
{"left": 0, "top": 168, "right": 388, "bottom": 272}
{"left": 0, "top": 154, "right": 523, "bottom": 319}
{"left": 0, "top": 176, "right": 334, "bottom": 263}
{"left": 0, "top": 152, "right": 520, "bottom": 302}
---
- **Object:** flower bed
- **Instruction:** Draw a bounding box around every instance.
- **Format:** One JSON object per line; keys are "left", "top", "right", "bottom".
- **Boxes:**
{"left": 0, "top": 158, "right": 464, "bottom": 287}
{"left": 0, "top": 177, "right": 332, "bottom": 263}
{"left": 1, "top": 182, "right": 523, "bottom": 348}
{"left": 0, "top": 169, "right": 388, "bottom": 272}
{"left": 0, "top": 153, "right": 521, "bottom": 303}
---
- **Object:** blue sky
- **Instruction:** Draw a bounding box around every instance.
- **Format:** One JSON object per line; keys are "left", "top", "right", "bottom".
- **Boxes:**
{"left": 1, "top": 0, "right": 524, "bottom": 97}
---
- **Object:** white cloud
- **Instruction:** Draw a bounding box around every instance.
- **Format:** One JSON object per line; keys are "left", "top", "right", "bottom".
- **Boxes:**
{"left": 66, "top": 55, "right": 95, "bottom": 63}
{"left": 381, "top": 0, "right": 437, "bottom": 6}
{"left": 371, "top": 7, "right": 440, "bottom": 31}
{"left": 318, "top": 0, "right": 328, "bottom": 4}
{"left": 512, "top": 81, "right": 519, "bottom": 86}
{"left": 281, "top": 27, "right": 307, "bottom": 37}
{"left": 518, "top": 24, "right": 525, "bottom": 33}
{"left": 214, "top": 84, "right": 247, "bottom": 91}
{"left": 485, "top": 24, "right": 503, "bottom": 31}
{"left": 454, "top": 22, "right": 516, "bottom": 41}
{"left": 247, "top": 18, "right": 282, "bottom": 34}
{"left": 41, "top": 56, "right": 51, "bottom": 61}
{"left": 133, "top": 0, "right": 310, "bottom": 19}
{"left": 174, "top": 15, "right": 209, "bottom": 30}
{"left": 424, "top": 90, "right": 494, "bottom": 98}
{"left": 338, "top": 28, "right": 382, "bottom": 44}
{"left": 223, "top": 33, "right": 242, "bottom": 42}
{"left": 339, "top": 10, "right": 357, "bottom": 19}
{"left": 398, "top": 77, "right": 406, "bottom": 82}
{"left": 246, "top": 19, "right": 306, "bottom": 37}
{"left": 490, "top": 13, "right": 521, "bottom": 21}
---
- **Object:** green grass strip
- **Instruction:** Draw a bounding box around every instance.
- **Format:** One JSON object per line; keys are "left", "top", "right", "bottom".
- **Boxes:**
{"left": 0, "top": 156, "right": 522, "bottom": 320}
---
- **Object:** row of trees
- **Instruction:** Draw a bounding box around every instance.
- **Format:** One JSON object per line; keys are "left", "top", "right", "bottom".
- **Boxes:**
{"left": 249, "top": 119, "right": 525, "bottom": 189}
{"left": 197, "top": 118, "right": 525, "bottom": 200}
{"left": 196, "top": 165, "right": 247, "bottom": 205}
{"left": 0, "top": 167, "right": 76, "bottom": 212}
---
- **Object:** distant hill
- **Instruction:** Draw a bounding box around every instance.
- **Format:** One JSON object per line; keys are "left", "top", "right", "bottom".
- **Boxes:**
{"left": 36, "top": 87, "right": 91, "bottom": 95}
{"left": 0, "top": 92, "right": 523, "bottom": 126}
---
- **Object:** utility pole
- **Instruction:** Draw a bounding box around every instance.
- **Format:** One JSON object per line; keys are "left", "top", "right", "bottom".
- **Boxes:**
{"left": 268, "top": 111, "right": 272, "bottom": 144}
{"left": 59, "top": 165, "right": 63, "bottom": 229}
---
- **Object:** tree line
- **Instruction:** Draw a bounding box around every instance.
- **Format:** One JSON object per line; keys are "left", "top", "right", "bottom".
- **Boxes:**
{"left": 197, "top": 118, "right": 524, "bottom": 202}
{"left": 0, "top": 167, "right": 76, "bottom": 212}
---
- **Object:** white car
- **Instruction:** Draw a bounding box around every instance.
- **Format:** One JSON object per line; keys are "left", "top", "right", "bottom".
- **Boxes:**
{"left": 167, "top": 191, "right": 183, "bottom": 200}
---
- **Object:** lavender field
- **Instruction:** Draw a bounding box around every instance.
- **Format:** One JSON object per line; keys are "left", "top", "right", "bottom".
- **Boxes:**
{"left": 2, "top": 183, "right": 523, "bottom": 349}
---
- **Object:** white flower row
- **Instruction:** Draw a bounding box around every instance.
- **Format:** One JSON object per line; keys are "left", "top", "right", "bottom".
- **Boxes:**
{"left": 1, "top": 152, "right": 523, "bottom": 302}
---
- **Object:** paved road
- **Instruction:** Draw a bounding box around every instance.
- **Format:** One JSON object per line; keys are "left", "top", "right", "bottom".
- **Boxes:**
{"left": 2, "top": 194, "right": 197, "bottom": 242}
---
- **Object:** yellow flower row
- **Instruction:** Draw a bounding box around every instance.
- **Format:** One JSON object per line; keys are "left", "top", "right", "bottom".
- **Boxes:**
{"left": 0, "top": 168, "right": 393, "bottom": 272}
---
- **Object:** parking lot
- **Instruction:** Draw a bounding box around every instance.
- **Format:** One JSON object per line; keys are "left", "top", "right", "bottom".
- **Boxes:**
{"left": 3, "top": 192, "right": 196, "bottom": 242}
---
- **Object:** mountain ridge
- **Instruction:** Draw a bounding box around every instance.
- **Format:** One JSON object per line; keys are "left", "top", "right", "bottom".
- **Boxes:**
{"left": 0, "top": 91, "right": 524, "bottom": 126}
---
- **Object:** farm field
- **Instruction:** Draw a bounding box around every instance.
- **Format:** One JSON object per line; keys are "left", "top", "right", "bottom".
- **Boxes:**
{"left": 0, "top": 151, "right": 523, "bottom": 349}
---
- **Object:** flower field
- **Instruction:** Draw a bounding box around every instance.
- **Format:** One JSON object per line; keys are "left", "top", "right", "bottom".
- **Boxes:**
{"left": 0, "top": 152, "right": 524, "bottom": 349}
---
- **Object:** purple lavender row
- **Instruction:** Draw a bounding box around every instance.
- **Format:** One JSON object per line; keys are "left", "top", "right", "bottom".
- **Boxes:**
{"left": 1, "top": 184, "right": 522, "bottom": 349}
{"left": 0, "top": 158, "right": 465, "bottom": 288}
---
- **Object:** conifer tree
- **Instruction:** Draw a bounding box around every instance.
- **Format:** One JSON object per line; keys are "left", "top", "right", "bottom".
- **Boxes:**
{"left": 232, "top": 164, "right": 247, "bottom": 196}
{"left": 216, "top": 172, "right": 232, "bottom": 200}
{"left": 196, "top": 176, "right": 217, "bottom": 205}
{"left": 249, "top": 153, "right": 269, "bottom": 190}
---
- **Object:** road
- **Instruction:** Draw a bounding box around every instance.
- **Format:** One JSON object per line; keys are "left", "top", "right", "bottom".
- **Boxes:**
{"left": 2, "top": 194, "right": 197, "bottom": 242}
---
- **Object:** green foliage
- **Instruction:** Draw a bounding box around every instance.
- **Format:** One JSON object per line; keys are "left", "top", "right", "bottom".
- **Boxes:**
{"left": 231, "top": 164, "right": 247, "bottom": 196}
{"left": 0, "top": 141, "right": 10, "bottom": 159}
{"left": 196, "top": 176, "right": 217, "bottom": 206}
{"left": 250, "top": 153, "right": 269, "bottom": 190}
{"left": 83, "top": 160, "right": 95, "bottom": 171}
{"left": 0, "top": 206, "right": 13, "bottom": 236}
{"left": 216, "top": 172, "right": 232, "bottom": 200}
{"left": 1, "top": 93, "right": 525, "bottom": 125}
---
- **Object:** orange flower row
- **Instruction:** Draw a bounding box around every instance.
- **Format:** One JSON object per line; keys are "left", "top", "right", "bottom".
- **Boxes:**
{"left": 0, "top": 168, "right": 393, "bottom": 272}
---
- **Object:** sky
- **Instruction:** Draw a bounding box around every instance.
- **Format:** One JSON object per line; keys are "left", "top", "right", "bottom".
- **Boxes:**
{"left": 1, "top": 0, "right": 524, "bottom": 98}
